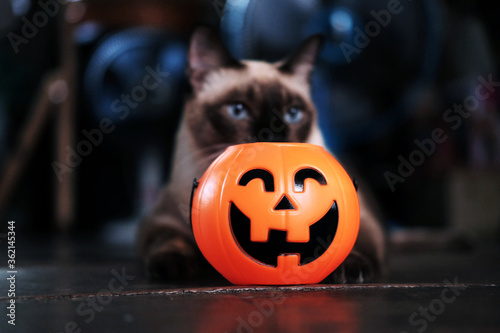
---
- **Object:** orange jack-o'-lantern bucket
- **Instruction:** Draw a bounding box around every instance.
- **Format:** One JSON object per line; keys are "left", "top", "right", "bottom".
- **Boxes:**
{"left": 191, "top": 142, "right": 359, "bottom": 285}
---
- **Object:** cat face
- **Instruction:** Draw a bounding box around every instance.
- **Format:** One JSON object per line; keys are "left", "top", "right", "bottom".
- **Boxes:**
{"left": 185, "top": 26, "right": 323, "bottom": 149}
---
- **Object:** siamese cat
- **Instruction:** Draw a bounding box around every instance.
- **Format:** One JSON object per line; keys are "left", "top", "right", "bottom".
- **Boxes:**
{"left": 137, "top": 26, "right": 385, "bottom": 283}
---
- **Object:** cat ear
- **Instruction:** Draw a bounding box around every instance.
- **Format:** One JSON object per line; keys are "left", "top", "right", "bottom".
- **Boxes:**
{"left": 187, "top": 25, "right": 243, "bottom": 92}
{"left": 278, "top": 34, "right": 324, "bottom": 82}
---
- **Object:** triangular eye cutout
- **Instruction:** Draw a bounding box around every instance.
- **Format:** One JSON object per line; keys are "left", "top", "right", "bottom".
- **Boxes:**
{"left": 274, "top": 195, "right": 295, "bottom": 210}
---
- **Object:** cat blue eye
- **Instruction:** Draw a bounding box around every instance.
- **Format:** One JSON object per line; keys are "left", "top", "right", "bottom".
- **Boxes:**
{"left": 226, "top": 103, "right": 249, "bottom": 120}
{"left": 284, "top": 106, "right": 304, "bottom": 124}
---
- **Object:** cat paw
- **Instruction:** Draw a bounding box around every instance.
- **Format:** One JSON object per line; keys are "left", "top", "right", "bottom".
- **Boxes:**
{"left": 328, "top": 251, "right": 375, "bottom": 284}
{"left": 145, "top": 237, "right": 199, "bottom": 280}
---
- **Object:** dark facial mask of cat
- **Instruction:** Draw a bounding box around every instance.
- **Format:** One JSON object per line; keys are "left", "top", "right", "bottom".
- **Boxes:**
{"left": 184, "top": 26, "right": 324, "bottom": 149}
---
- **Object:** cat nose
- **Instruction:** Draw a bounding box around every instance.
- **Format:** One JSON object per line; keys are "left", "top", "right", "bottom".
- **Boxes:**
{"left": 254, "top": 114, "right": 288, "bottom": 142}
{"left": 257, "top": 131, "right": 286, "bottom": 142}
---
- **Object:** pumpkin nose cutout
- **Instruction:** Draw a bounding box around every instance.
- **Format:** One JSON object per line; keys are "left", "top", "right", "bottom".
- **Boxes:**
{"left": 274, "top": 195, "right": 295, "bottom": 210}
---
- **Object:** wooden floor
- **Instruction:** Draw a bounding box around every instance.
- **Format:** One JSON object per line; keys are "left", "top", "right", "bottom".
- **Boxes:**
{"left": 1, "top": 233, "right": 499, "bottom": 332}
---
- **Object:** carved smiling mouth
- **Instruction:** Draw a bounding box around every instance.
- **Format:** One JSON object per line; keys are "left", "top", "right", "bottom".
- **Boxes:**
{"left": 229, "top": 201, "right": 339, "bottom": 267}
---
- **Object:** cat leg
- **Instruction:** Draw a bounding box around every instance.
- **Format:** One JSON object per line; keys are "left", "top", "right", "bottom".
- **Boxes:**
{"left": 328, "top": 190, "right": 385, "bottom": 284}
{"left": 137, "top": 207, "right": 201, "bottom": 280}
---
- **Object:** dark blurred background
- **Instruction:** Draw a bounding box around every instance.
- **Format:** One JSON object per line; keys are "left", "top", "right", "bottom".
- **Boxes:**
{"left": 1, "top": 0, "right": 499, "bottom": 247}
